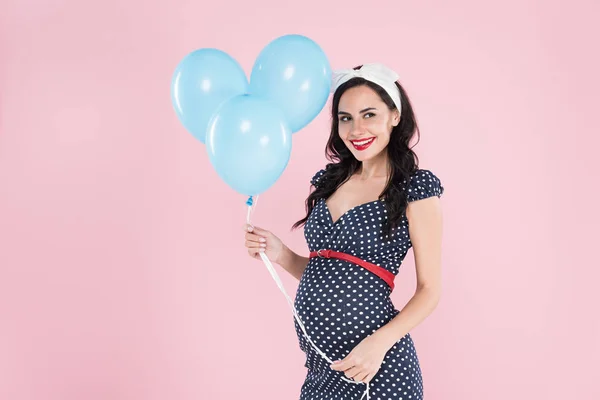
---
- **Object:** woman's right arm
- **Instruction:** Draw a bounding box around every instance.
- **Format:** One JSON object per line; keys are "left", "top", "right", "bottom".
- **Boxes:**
{"left": 277, "top": 246, "right": 310, "bottom": 281}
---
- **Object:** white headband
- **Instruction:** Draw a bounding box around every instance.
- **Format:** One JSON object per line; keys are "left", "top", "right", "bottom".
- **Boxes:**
{"left": 331, "top": 63, "right": 402, "bottom": 114}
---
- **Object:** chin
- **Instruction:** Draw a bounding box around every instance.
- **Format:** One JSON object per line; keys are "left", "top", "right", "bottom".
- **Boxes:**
{"left": 351, "top": 148, "right": 381, "bottom": 162}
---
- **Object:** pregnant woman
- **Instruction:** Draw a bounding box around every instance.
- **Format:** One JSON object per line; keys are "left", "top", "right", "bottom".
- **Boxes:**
{"left": 244, "top": 63, "right": 444, "bottom": 400}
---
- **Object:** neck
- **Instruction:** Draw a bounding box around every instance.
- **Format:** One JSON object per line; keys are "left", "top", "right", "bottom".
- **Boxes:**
{"left": 357, "top": 152, "right": 390, "bottom": 180}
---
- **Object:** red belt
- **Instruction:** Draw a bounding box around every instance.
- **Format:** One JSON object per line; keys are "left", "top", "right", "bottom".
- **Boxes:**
{"left": 308, "top": 249, "right": 395, "bottom": 291}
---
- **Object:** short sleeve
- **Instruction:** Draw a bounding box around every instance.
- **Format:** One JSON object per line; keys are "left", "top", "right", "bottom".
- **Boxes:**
{"left": 310, "top": 168, "right": 327, "bottom": 188}
{"left": 407, "top": 169, "right": 444, "bottom": 202}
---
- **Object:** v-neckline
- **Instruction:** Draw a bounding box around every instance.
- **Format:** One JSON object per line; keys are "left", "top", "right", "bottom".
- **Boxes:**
{"left": 322, "top": 198, "right": 384, "bottom": 225}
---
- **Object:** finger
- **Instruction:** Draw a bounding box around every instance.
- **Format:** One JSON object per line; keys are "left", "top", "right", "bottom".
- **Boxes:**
{"left": 331, "top": 358, "right": 352, "bottom": 371}
{"left": 245, "top": 240, "right": 266, "bottom": 249}
{"left": 245, "top": 232, "right": 268, "bottom": 243}
{"left": 354, "top": 371, "right": 370, "bottom": 383}
{"left": 346, "top": 366, "right": 361, "bottom": 379}
{"left": 330, "top": 360, "right": 344, "bottom": 371}
{"left": 363, "top": 372, "right": 374, "bottom": 384}
{"left": 248, "top": 248, "right": 265, "bottom": 258}
{"left": 248, "top": 225, "right": 270, "bottom": 237}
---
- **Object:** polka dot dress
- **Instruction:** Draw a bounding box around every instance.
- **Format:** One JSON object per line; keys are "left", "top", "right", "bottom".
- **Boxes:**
{"left": 294, "top": 168, "right": 444, "bottom": 400}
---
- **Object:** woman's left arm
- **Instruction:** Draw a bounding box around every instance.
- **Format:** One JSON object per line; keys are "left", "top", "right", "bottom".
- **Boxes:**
{"left": 375, "top": 195, "right": 444, "bottom": 349}
{"left": 329, "top": 196, "right": 444, "bottom": 381}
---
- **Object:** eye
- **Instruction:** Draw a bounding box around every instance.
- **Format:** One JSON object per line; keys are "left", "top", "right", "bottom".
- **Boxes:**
{"left": 339, "top": 115, "right": 351, "bottom": 122}
{"left": 364, "top": 112, "right": 375, "bottom": 119}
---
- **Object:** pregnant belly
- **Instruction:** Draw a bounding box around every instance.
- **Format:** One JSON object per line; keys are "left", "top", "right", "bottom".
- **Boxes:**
{"left": 293, "top": 258, "right": 395, "bottom": 355}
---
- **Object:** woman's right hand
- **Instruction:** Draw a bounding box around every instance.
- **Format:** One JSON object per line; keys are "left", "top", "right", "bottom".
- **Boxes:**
{"left": 244, "top": 224, "right": 287, "bottom": 264}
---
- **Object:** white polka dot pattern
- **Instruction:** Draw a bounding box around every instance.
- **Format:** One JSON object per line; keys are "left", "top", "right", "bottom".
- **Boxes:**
{"left": 294, "top": 168, "right": 444, "bottom": 400}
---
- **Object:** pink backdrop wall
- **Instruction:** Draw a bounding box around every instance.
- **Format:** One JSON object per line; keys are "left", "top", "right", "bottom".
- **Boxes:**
{"left": 1, "top": 0, "right": 598, "bottom": 399}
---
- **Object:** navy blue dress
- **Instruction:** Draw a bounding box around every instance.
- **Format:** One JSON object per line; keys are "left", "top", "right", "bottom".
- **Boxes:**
{"left": 294, "top": 168, "right": 444, "bottom": 400}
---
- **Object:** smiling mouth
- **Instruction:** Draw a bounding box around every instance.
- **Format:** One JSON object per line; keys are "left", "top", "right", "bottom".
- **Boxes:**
{"left": 350, "top": 137, "right": 375, "bottom": 150}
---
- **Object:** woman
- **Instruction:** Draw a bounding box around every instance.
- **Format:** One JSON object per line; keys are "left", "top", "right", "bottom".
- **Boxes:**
{"left": 244, "top": 63, "right": 444, "bottom": 400}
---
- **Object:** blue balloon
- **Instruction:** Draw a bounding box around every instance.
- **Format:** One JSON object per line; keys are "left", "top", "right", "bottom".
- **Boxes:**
{"left": 249, "top": 35, "right": 332, "bottom": 133}
{"left": 171, "top": 48, "right": 249, "bottom": 143}
{"left": 206, "top": 94, "right": 292, "bottom": 196}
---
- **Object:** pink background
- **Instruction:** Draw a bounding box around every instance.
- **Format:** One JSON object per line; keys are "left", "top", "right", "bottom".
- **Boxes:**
{"left": 1, "top": 0, "right": 598, "bottom": 399}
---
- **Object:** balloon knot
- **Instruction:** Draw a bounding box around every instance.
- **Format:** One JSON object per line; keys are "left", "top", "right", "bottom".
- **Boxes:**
{"left": 246, "top": 196, "right": 254, "bottom": 206}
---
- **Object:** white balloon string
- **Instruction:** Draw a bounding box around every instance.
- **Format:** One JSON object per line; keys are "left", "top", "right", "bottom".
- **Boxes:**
{"left": 245, "top": 195, "right": 370, "bottom": 400}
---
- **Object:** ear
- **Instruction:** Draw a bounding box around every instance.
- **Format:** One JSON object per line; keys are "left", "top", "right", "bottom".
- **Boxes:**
{"left": 392, "top": 109, "right": 401, "bottom": 127}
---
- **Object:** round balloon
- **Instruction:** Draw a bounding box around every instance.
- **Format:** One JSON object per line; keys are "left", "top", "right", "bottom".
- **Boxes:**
{"left": 206, "top": 94, "right": 292, "bottom": 196}
{"left": 171, "top": 48, "right": 249, "bottom": 143}
{"left": 249, "top": 35, "right": 332, "bottom": 133}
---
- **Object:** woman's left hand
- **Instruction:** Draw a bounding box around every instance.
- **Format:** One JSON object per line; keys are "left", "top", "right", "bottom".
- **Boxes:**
{"left": 329, "top": 333, "right": 391, "bottom": 384}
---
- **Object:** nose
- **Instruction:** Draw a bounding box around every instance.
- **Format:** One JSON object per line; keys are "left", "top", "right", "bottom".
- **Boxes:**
{"left": 349, "top": 119, "right": 367, "bottom": 137}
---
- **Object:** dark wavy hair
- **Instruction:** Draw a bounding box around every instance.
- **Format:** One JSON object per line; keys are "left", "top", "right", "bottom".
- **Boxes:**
{"left": 291, "top": 65, "right": 421, "bottom": 239}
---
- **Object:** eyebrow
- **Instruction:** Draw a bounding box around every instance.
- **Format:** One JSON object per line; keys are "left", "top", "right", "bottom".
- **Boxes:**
{"left": 338, "top": 107, "right": 377, "bottom": 115}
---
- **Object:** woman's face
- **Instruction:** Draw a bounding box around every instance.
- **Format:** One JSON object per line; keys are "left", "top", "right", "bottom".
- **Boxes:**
{"left": 337, "top": 85, "right": 400, "bottom": 162}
